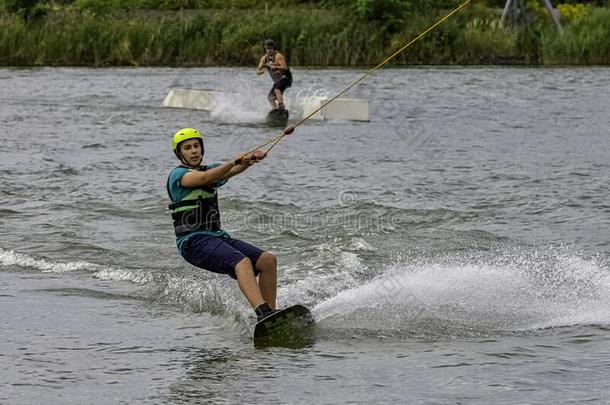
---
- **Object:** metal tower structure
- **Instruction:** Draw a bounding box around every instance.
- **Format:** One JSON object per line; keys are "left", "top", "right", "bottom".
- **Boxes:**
{"left": 502, "top": 0, "right": 563, "bottom": 31}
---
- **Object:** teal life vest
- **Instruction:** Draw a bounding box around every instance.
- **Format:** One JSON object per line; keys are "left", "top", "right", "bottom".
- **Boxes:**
{"left": 167, "top": 165, "right": 221, "bottom": 237}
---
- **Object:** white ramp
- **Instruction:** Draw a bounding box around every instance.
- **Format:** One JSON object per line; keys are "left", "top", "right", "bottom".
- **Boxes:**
{"left": 302, "top": 97, "right": 369, "bottom": 121}
{"left": 162, "top": 89, "right": 369, "bottom": 121}
{"left": 162, "top": 88, "right": 218, "bottom": 110}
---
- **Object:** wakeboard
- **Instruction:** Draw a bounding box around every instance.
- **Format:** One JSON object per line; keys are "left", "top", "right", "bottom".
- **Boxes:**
{"left": 253, "top": 304, "right": 315, "bottom": 348}
{"left": 266, "top": 108, "right": 289, "bottom": 127}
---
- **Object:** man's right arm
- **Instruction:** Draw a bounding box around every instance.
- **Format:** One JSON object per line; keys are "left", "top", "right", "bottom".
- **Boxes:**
{"left": 256, "top": 55, "right": 267, "bottom": 75}
{"left": 180, "top": 160, "right": 237, "bottom": 188}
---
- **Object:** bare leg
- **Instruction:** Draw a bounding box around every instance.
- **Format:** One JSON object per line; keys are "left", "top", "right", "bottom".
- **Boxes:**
{"left": 234, "top": 258, "right": 265, "bottom": 309}
{"left": 267, "top": 90, "right": 277, "bottom": 109}
{"left": 274, "top": 89, "right": 284, "bottom": 108}
{"left": 255, "top": 252, "right": 277, "bottom": 309}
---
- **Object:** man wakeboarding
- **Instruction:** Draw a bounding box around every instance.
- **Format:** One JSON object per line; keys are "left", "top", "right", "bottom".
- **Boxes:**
{"left": 256, "top": 39, "right": 292, "bottom": 113}
{"left": 166, "top": 128, "right": 279, "bottom": 321}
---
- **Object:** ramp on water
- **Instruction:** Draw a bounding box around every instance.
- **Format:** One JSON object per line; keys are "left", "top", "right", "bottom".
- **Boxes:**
{"left": 162, "top": 88, "right": 369, "bottom": 121}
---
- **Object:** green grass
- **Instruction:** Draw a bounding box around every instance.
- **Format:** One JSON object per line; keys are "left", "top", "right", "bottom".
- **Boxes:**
{"left": 0, "top": 7, "right": 389, "bottom": 66}
{"left": 0, "top": 3, "right": 609, "bottom": 66}
{"left": 541, "top": 7, "right": 610, "bottom": 64}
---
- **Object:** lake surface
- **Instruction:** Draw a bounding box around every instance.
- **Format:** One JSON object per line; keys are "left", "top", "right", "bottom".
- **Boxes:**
{"left": 1, "top": 66, "right": 609, "bottom": 404}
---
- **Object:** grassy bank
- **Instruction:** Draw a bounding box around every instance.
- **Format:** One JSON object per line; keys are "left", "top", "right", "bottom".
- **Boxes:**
{"left": 0, "top": 8, "right": 388, "bottom": 66}
{"left": 1, "top": 2, "right": 609, "bottom": 66}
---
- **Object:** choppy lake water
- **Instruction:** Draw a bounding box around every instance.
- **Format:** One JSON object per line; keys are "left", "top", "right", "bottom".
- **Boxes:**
{"left": 1, "top": 67, "right": 609, "bottom": 404}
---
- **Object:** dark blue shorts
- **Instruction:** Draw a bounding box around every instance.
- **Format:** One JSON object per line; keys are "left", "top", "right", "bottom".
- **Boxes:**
{"left": 181, "top": 234, "right": 265, "bottom": 279}
{"left": 269, "top": 77, "right": 291, "bottom": 97}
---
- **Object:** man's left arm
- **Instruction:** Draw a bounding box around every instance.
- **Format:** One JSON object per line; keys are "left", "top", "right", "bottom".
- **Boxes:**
{"left": 272, "top": 53, "right": 287, "bottom": 71}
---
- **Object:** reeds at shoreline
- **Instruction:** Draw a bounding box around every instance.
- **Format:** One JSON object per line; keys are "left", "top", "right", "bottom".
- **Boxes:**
{"left": 1, "top": 4, "right": 608, "bottom": 66}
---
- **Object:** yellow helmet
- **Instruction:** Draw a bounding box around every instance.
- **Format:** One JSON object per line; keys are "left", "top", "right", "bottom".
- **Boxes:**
{"left": 172, "top": 128, "right": 203, "bottom": 152}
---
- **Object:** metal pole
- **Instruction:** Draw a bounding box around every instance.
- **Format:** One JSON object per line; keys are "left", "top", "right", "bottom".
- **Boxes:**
{"left": 541, "top": 0, "right": 563, "bottom": 32}
{"left": 501, "top": 0, "right": 513, "bottom": 23}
